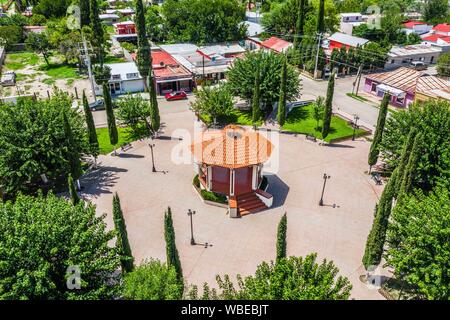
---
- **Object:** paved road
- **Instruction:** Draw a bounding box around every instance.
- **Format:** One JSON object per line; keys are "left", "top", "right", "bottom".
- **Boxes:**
{"left": 300, "top": 75, "right": 380, "bottom": 128}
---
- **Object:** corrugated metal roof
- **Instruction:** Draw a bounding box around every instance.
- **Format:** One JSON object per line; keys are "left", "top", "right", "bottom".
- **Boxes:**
{"left": 328, "top": 32, "right": 369, "bottom": 47}
{"left": 388, "top": 44, "right": 442, "bottom": 57}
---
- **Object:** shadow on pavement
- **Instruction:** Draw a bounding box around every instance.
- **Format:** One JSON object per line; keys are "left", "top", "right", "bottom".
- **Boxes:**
{"left": 265, "top": 174, "right": 290, "bottom": 209}
{"left": 81, "top": 166, "right": 128, "bottom": 197}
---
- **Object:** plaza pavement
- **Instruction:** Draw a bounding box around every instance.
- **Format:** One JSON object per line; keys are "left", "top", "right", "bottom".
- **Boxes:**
{"left": 82, "top": 105, "right": 386, "bottom": 300}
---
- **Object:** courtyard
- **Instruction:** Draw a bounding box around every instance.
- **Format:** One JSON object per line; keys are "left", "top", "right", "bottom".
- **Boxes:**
{"left": 82, "top": 105, "right": 385, "bottom": 300}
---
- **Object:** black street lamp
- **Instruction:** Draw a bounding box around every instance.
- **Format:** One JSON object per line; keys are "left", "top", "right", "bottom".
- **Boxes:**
{"left": 352, "top": 114, "right": 360, "bottom": 141}
{"left": 319, "top": 173, "right": 331, "bottom": 206}
{"left": 187, "top": 209, "right": 196, "bottom": 245}
{"left": 149, "top": 143, "right": 156, "bottom": 172}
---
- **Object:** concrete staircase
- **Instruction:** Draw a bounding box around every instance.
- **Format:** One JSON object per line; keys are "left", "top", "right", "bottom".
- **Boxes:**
{"left": 237, "top": 192, "right": 267, "bottom": 216}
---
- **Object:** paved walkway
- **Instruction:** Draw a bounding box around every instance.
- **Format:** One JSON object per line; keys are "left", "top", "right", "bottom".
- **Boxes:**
{"left": 81, "top": 108, "right": 386, "bottom": 300}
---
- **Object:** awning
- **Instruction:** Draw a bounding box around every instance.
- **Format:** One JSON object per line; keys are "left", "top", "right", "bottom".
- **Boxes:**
{"left": 156, "top": 77, "right": 193, "bottom": 84}
{"left": 376, "top": 84, "right": 405, "bottom": 97}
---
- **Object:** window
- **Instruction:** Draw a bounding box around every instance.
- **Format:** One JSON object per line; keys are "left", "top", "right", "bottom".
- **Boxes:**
{"left": 126, "top": 73, "right": 139, "bottom": 79}
{"left": 111, "top": 74, "right": 121, "bottom": 80}
{"left": 391, "top": 59, "right": 395, "bottom": 64}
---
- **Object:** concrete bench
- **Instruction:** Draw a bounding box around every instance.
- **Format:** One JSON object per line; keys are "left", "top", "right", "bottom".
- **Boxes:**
{"left": 306, "top": 134, "right": 317, "bottom": 142}
{"left": 120, "top": 142, "right": 132, "bottom": 152}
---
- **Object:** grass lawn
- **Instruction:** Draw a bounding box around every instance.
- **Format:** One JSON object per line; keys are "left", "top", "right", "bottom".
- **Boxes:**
{"left": 4, "top": 52, "right": 40, "bottom": 70}
{"left": 96, "top": 127, "right": 136, "bottom": 155}
{"left": 104, "top": 55, "right": 127, "bottom": 64}
{"left": 39, "top": 64, "right": 80, "bottom": 80}
{"left": 202, "top": 109, "right": 263, "bottom": 126}
{"left": 282, "top": 104, "right": 366, "bottom": 142}
{"left": 346, "top": 92, "right": 369, "bottom": 102}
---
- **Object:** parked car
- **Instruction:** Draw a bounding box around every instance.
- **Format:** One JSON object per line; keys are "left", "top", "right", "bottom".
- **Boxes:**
{"left": 410, "top": 61, "right": 427, "bottom": 70}
{"left": 165, "top": 91, "right": 187, "bottom": 101}
{"left": 89, "top": 99, "right": 118, "bottom": 111}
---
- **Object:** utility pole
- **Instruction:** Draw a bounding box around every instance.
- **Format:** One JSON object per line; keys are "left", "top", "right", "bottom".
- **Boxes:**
{"left": 313, "top": 33, "right": 322, "bottom": 79}
{"left": 352, "top": 64, "right": 363, "bottom": 95}
{"left": 80, "top": 33, "right": 97, "bottom": 103}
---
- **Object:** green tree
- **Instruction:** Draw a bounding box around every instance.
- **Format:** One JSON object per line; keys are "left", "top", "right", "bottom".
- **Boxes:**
{"left": 0, "top": 192, "right": 121, "bottom": 299}
{"left": 82, "top": 91, "right": 99, "bottom": 166}
{"left": 90, "top": 0, "right": 105, "bottom": 65}
{"left": 0, "top": 92, "right": 89, "bottom": 199}
{"left": 68, "top": 173, "right": 80, "bottom": 205}
{"left": 135, "top": 0, "right": 152, "bottom": 92}
{"left": 276, "top": 213, "right": 287, "bottom": 262}
{"left": 312, "top": 96, "right": 324, "bottom": 131}
{"left": 379, "top": 99, "right": 450, "bottom": 191}
{"left": 122, "top": 259, "right": 184, "bottom": 300}
{"left": 321, "top": 70, "right": 335, "bottom": 140}
{"left": 190, "top": 83, "right": 235, "bottom": 125}
{"left": 317, "top": 0, "right": 325, "bottom": 33}
{"left": 397, "top": 132, "right": 423, "bottom": 200}
{"left": 25, "top": 32, "right": 52, "bottom": 66}
{"left": 188, "top": 254, "right": 352, "bottom": 299}
{"left": 227, "top": 50, "right": 300, "bottom": 114}
{"left": 62, "top": 111, "right": 82, "bottom": 189}
{"left": 164, "top": 207, "right": 183, "bottom": 286}
{"left": 79, "top": 0, "right": 91, "bottom": 27}
{"left": 252, "top": 64, "right": 261, "bottom": 125}
{"left": 368, "top": 93, "right": 390, "bottom": 173}
{"left": 116, "top": 94, "right": 152, "bottom": 139}
{"left": 149, "top": 76, "right": 160, "bottom": 134}
{"left": 423, "top": 0, "right": 448, "bottom": 25}
{"left": 112, "top": 193, "right": 134, "bottom": 273}
{"left": 277, "top": 58, "right": 288, "bottom": 126}
{"left": 93, "top": 65, "right": 111, "bottom": 86}
{"left": 386, "top": 187, "right": 450, "bottom": 300}
{"left": 362, "top": 169, "right": 398, "bottom": 269}
{"left": 103, "top": 84, "right": 119, "bottom": 155}
{"left": 436, "top": 52, "right": 450, "bottom": 77}
{"left": 0, "top": 25, "right": 23, "bottom": 49}
{"left": 293, "top": 0, "right": 306, "bottom": 48}
{"left": 162, "top": 0, "right": 247, "bottom": 44}
{"left": 393, "top": 127, "right": 416, "bottom": 197}
{"left": 32, "top": 0, "right": 72, "bottom": 18}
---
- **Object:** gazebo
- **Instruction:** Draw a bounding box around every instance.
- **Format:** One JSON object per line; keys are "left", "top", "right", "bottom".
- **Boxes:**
{"left": 190, "top": 125, "right": 274, "bottom": 217}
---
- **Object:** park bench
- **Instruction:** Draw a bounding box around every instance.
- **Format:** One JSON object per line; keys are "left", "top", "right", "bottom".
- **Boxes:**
{"left": 306, "top": 134, "right": 317, "bottom": 142}
{"left": 372, "top": 173, "right": 382, "bottom": 185}
{"left": 120, "top": 142, "right": 132, "bottom": 152}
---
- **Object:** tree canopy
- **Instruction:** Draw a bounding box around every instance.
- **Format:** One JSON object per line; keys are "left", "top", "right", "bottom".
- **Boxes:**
{"left": 227, "top": 51, "right": 300, "bottom": 112}
{"left": 190, "top": 83, "right": 235, "bottom": 124}
{"left": 386, "top": 187, "right": 450, "bottom": 300}
{"left": 379, "top": 99, "right": 450, "bottom": 191}
{"left": 0, "top": 192, "right": 121, "bottom": 299}
{"left": 0, "top": 93, "right": 89, "bottom": 199}
{"left": 188, "top": 254, "right": 352, "bottom": 300}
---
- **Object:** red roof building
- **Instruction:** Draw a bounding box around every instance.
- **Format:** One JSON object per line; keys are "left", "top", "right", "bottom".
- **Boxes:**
{"left": 432, "top": 23, "right": 450, "bottom": 36}
{"left": 260, "top": 36, "right": 293, "bottom": 53}
{"left": 114, "top": 21, "right": 136, "bottom": 35}
{"left": 403, "top": 21, "right": 426, "bottom": 29}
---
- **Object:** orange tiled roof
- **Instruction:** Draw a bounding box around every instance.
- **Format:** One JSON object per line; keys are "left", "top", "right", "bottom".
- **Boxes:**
{"left": 190, "top": 125, "right": 274, "bottom": 169}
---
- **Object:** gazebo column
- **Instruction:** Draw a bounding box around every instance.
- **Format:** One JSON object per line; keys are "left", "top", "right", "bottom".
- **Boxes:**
{"left": 229, "top": 169, "right": 239, "bottom": 218}
{"left": 252, "top": 165, "right": 258, "bottom": 190}
{"left": 207, "top": 166, "right": 212, "bottom": 190}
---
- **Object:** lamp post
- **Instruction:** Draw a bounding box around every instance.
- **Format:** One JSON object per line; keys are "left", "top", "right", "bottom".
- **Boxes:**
{"left": 319, "top": 173, "right": 331, "bottom": 206}
{"left": 352, "top": 114, "right": 360, "bottom": 141}
{"left": 149, "top": 143, "right": 156, "bottom": 172}
{"left": 187, "top": 209, "right": 196, "bottom": 245}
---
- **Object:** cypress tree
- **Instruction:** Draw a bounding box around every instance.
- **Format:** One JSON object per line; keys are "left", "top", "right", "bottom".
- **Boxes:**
{"left": 277, "top": 58, "right": 287, "bottom": 126}
{"left": 398, "top": 132, "right": 423, "bottom": 200}
{"left": 394, "top": 128, "right": 417, "bottom": 197}
{"left": 362, "top": 168, "right": 398, "bottom": 269}
{"left": 149, "top": 75, "right": 160, "bottom": 135}
{"left": 293, "top": 0, "right": 306, "bottom": 48}
{"left": 276, "top": 213, "right": 287, "bottom": 262}
{"left": 252, "top": 64, "right": 261, "bottom": 124}
{"left": 82, "top": 91, "right": 99, "bottom": 166}
{"left": 68, "top": 173, "right": 80, "bottom": 205}
{"left": 368, "top": 93, "right": 390, "bottom": 173}
{"left": 322, "top": 71, "right": 335, "bottom": 140}
{"left": 317, "top": 0, "right": 325, "bottom": 33}
{"left": 164, "top": 207, "right": 183, "bottom": 285}
{"left": 103, "top": 84, "right": 118, "bottom": 155}
{"left": 62, "top": 111, "right": 82, "bottom": 189}
{"left": 113, "top": 193, "right": 134, "bottom": 273}
{"left": 135, "top": 0, "right": 152, "bottom": 92}
{"left": 89, "top": 0, "right": 104, "bottom": 65}
{"left": 80, "top": 0, "right": 91, "bottom": 27}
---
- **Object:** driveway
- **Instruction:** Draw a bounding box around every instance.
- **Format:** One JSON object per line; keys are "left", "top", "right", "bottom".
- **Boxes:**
{"left": 81, "top": 107, "right": 386, "bottom": 300}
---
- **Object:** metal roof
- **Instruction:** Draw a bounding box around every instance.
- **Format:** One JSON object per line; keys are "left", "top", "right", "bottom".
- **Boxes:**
{"left": 327, "top": 32, "right": 368, "bottom": 47}
{"left": 388, "top": 44, "right": 442, "bottom": 57}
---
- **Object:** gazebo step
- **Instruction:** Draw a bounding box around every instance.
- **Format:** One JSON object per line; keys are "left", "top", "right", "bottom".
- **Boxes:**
{"left": 237, "top": 192, "right": 267, "bottom": 216}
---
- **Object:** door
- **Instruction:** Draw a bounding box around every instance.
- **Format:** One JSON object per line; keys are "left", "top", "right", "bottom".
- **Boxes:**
{"left": 234, "top": 167, "right": 253, "bottom": 195}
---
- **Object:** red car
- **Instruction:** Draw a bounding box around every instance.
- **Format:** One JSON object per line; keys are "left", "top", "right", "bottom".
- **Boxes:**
{"left": 165, "top": 91, "right": 188, "bottom": 101}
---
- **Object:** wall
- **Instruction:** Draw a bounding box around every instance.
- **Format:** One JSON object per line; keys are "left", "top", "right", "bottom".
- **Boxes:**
{"left": 385, "top": 52, "right": 441, "bottom": 69}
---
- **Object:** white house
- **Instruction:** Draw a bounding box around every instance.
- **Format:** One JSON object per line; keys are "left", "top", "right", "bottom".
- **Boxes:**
{"left": 401, "top": 21, "right": 432, "bottom": 35}
{"left": 385, "top": 44, "right": 442, "bottom": 69}
{"left": 94, "top": 62, "right": 144, "bottom": 95}
{"left": 99, "top": 13, "right": 120, "bottom": 25}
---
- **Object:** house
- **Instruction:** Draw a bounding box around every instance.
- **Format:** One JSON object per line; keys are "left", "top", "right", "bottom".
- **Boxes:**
{"left": 23, "top": 26, "right": 46, "bottom": 35}
{"left": 105, "top": 8, "right": 135, "bottom": 16}
{"left": 421, "top": 34, "right": 450, "bottom": 53}
{"left": 131, "top": 50, "right": 195, "bottom": 95}
{"left": 94, "top": 62, "right": 144, "bottom": 95}
{"left": 402, "top": 21, "right": 432, "bottom": 35}
{"left": 339, "top": 13, "right": 365, "bottom": 35}
{"left": 161, "top": 43, "right": 244, "bottom": 83}
{"left": 385, "top": 44, "right": 442, "bottom": 69}
{"left": 260, "top": 36, "right": 293, "bottom": 54}
{"left": 111, "top": 21, "right": 137, "bottom": 44}
{"left": 415, "top": 76, "right": 450, "bottom": 102}
{"left": 431, "top": 23, "right": 450, "bottom": 36}
{"left": 326, "top": 32, "right": 369, "bottom": 52}
{"left": 99, "top": 13, "right": 120, "bottom": 25}
{"left": 190, "top": 125, "right": 274, "bottom": 217}
{"left": 363, "top": 67, "right": 450, "bottom": 107}
{"left": 244, "top": 21, "right": 264, "bottom": 37}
